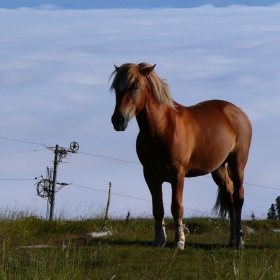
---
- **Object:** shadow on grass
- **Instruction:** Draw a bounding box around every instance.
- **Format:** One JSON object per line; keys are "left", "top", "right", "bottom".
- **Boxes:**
{"left": 67, "top": 236, "right": 153, "bottom": 248}
{"left": 184, "top": 242, "right": 228, "bottom": 250}
{"left": 107, "top": 240, "right": 230, "bottom": 250}
{"left": 73, "top": 237, "right": 228, "bottom": 250}
{"left": 65, "top": 237, "right": 280, "bottom": 253}
{"left": 66, "top": 235, "right": 280, "bottom": 250}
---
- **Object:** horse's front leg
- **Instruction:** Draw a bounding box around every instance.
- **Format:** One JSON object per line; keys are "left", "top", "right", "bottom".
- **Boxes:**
{"left": 171, "top": 171, "right": 185, "bottom": 250}
{"left": 144, "top": 170, "right": 166, "bottom": 247}
{"left": 149, "top": 184, "right": 167, "bottom": 247}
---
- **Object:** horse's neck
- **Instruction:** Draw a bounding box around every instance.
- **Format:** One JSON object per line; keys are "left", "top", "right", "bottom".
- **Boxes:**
{"left": 136, "top": 96, "right": 171, "bottom": 137}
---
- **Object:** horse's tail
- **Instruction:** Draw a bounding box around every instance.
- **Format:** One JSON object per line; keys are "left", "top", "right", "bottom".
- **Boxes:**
{"left": 213, "top": 187, "right": 229, "bottom": 218}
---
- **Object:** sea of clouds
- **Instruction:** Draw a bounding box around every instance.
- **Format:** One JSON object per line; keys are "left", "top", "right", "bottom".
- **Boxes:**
{"left": 1, "top": 5, "right": 280, "bottom": 219}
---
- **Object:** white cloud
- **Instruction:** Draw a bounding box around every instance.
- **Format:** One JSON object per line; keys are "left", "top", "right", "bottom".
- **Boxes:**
{"left": 35, "top": 5, "right": 60, "bottom": 10}
{"left": 0, "top": 6, "right": 280, "bottom": 219}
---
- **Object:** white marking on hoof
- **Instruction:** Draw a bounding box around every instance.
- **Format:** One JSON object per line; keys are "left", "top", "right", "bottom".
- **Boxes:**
{"left": 174, "top": 241, "right": 185, "bottom": 250}
{"left": 237, "top": 237, "right": 245, "bottom": 249}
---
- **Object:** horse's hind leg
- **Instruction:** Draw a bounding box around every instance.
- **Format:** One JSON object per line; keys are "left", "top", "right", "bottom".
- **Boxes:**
{"left": 226, "top": 113, "right": 251, "bottom": 248}
{"left": 227, "top": 155, "right": 246, "bottom": 248}
{"left": 212, "top": 163, "right": 237, "bottom": 247}
{"left": 144, "top": 169, "right": 167, "bottom": 247}
{"left": 170, "top": 171, "right": 185, "bottom": 250}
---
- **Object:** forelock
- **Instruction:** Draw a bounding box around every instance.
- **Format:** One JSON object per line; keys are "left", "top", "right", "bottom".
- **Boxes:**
{"left": 110, "top": 63, "right": 144, "bottom": 92}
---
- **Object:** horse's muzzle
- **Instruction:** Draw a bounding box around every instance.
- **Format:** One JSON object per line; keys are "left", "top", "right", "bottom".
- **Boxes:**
{"left": 111, "top": 113, "right": 128, "bottom": 131}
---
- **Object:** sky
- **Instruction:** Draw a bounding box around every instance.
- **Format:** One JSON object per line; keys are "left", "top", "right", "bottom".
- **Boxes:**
{"left": 1, "top": 1, "right": 280, "bottom": 221}
{"left": 0, "top": 0, "right": 280, "bottom": 9}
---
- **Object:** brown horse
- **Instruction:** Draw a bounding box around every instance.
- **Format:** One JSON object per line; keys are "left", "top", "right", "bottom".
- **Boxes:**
{"left": 110, "top": 62, "right": 252, "bottom": 249}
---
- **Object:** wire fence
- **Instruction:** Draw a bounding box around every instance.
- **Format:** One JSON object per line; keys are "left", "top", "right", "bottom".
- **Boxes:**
{"left": 0, "top": 135, "right": 279, "bottom": 217}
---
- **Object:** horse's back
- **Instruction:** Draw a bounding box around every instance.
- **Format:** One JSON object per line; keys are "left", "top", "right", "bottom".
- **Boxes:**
{"left": 186, "top": 100, "right": 252, "bottom": 140}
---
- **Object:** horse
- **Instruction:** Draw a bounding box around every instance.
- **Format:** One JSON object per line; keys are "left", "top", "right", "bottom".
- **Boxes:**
{"left": 110, "top": 62, "right": 252, "bottom": 250}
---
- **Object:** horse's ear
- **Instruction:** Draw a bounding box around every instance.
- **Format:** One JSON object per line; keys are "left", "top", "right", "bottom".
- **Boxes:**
{"left": 139, "top": 64, "right": 156, "bottom": 76}
{"left": 114, "top": 65, "right": 120, "bottom": 71}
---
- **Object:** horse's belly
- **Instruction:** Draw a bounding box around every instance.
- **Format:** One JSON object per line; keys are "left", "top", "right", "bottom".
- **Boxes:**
{"left": 186, "top": 143, "right": 233, "bottom": 176}
{"left": 185, "top": 170, "right": 209, "bottom": 177}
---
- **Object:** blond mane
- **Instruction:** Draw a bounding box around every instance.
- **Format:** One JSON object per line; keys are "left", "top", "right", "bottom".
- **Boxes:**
{"left": 110, "top": 63, "right": 176, "bottom": 110}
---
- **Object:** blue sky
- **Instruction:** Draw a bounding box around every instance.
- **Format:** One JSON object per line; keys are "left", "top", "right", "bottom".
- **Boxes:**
{"left": 0, "top": 0, "right": 280, "bottom": 9}
{"left": 1, "top": 3, "right": 280, "bottom": 220}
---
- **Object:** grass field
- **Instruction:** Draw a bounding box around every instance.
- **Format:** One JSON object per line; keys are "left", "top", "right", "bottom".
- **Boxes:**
{"left": 0, "top": 211, "right": 280, "bottom": 279}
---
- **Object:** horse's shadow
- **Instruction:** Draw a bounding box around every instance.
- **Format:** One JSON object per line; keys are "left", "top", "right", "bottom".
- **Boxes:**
{"left": 166, "top": 242, "right": 227, "bottom": 250}
{"left": 110, "top": 240, "right": 229, "bottom": 250}
{"left": 73, "top": 236, "right": 275, "bottom": 250}
{"left": 93, "top": 238, "right": 228, "bottom": 250}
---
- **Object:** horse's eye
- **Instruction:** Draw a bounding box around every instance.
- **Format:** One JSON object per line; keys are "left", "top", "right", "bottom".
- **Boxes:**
{"left": 130, "top": 85, "right": 139, "bottom": 92}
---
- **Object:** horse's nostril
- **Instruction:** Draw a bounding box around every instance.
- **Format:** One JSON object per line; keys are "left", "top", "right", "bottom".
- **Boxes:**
{"left": 119, "top": 116, "right": 125, "bottom": 125}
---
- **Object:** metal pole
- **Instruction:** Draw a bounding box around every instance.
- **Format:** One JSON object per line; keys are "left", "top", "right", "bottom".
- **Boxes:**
{"left": 49, "top": 144, "right": 59, "bottom": 220}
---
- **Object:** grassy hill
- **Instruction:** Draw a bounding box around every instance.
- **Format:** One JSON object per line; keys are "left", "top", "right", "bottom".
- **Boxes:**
{"left": 0, "top": 213, "right": 280, "bottom": 279}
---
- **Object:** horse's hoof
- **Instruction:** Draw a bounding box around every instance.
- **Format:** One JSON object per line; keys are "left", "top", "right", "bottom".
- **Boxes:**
{"left": 236, "top": 238, "right": 245, "bottom": 249}
{"left": 153, "top": 226, "right": 167, "bottom": 248}
{"left": 152, "top": 236, "right": 166, "bottom": 248}
{"left": 173, "top": 241, "right": 185, "bottom": 250}
{"left": 228, "top": 238, "right": 245, "bottom": 249}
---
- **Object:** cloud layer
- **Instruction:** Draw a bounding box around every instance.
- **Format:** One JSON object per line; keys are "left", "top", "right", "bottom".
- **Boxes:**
{"left": 1, "top": 6, "right": 280, "bottom": 219}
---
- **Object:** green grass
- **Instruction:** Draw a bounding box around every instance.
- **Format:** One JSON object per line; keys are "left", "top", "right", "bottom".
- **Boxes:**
{"left": 0, "top": 213, "right": 280, "bottom": 279}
